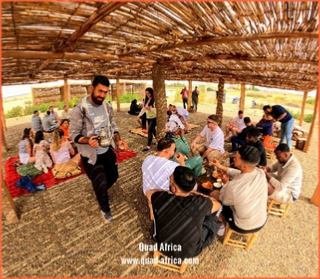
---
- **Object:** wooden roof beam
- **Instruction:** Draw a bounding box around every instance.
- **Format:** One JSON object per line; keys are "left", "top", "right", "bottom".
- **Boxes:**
{"left": 161, "top": 54, "right": 318, "bottom": 66}
{"left": 118, "top": 32, "right": 318, "bottom": 56}
{"left": 53, "top": 2, "right": 127, "bottom": 53}
{"left": 2, "top": 50, "right": 156, "bottom": 64}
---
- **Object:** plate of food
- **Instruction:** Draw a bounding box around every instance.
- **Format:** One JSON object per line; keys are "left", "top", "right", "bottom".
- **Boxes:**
{"left": 212, "top": 172, "right": 222, "bottom": 179}
{"left": 201, "top": 182, "right": 213, "bottom": 189}
{"left": 213, "top": 182, "right": 222, "bottom": 188}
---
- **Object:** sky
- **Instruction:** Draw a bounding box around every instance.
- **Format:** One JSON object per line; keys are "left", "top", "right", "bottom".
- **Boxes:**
{"left": 1, "top": 79, "right": 316, "bottom": 98}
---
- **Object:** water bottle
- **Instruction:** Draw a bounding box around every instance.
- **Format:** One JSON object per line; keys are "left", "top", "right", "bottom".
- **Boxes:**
{"left": 98, "top": 127, "right": 110, "bottom": 147}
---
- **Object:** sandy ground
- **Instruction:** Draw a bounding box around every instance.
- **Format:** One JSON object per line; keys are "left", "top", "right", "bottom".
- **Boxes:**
{"left": 1, "top": 101, "right": 318, "bottom": 277}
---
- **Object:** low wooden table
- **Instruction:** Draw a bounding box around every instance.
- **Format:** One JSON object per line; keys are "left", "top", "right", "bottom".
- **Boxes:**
{"left": 197, "top": 173, "right": 220, "bottom": 195}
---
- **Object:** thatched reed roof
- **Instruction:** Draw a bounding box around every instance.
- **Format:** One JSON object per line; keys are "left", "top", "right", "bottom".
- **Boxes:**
{"left": 2, "top": 2, "right": 318, "bottom": 91}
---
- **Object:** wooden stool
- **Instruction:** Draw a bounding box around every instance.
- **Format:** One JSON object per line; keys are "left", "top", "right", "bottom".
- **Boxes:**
{"left": 223, "top": 223, "right": 258, "bottom": 251}
{"left": 267, "top": 199, "right": 292, "bottom": 219}
{"left": 153, "top": 250, "right": 188, "bottom": 274}
{"left": 265, "top": 148, "right": 274, "bottom": 160}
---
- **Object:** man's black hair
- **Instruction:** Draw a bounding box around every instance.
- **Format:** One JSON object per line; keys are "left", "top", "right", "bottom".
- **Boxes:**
{"left": 92, "top": 75, "right": 110, "bottom": 87}
{"left": 244, "top": 116, "right": 251, "bottom": 123}
{"left": 46, "top": 111, "right": 50, "bottom": 115}
{"left": 275, "top": 143, "right": 290, "bottom": 152}
{"left": 263, "top": 105, "right": 271, "bottom": 111}
{"left": 173, "top": 166, "right": 196, "bottom": 193}
{"left": 238, "top": 145, "right": 260, "bottom": 166}
{"left": 33, "top": 110, "right": 38, "bottom": 114}
{"left": 157, "top": 138, "right": 174, "bottom": 152}
{"left": 247, "top": 128, "right": 262, "bottom": 138}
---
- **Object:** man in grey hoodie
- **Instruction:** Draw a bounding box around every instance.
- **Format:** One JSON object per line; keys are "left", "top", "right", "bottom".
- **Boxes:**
{"left": 69, "top": 75, "right": 128, "bottom": 223}
{"left": 31, "top": 110, "right": 43, "bottom": 132}
{"left": 43, "top": 111, "right": 59, "bottom": 132}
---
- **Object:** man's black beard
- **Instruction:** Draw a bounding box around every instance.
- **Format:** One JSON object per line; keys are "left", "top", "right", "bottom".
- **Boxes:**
{"left": 91, "top": 92, "right": 104, "bottom": 105}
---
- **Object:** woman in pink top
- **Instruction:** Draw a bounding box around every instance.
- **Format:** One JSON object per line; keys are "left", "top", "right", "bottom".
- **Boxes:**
{"left": 50, "top": 129, "right": 81, "bottom": 176}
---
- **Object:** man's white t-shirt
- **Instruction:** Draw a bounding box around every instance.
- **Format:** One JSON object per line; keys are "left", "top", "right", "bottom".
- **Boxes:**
{"left": 200, "top": 125, "right": 225, "bottom": 153}
{"left": 176, "top": 106, "right": 189, "bottom": 118}
{"left": 142, "top": 155, "right": 179, "bottom": 195}
{"left": 233, "top": 116, "right": 246, "bottom": 130}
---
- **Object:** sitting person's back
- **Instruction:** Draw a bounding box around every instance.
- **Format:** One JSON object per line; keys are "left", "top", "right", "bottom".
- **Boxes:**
{"left": 33, "top": 131, "right": 52, "bottom": 173}
{"left": 128, "top": 99, "right": 141, "bottom": 115}
{"left": 18, "top": 128, "right": 36, "bottom": 164}
{"left": 146, "top": 166, "right": 221, "bottom": 259}
{"left": 31, "top": 110, "right": 43, "bottom": 132}
{"left": 50, "top": 129, "right": 81, "bottom": 178}
{"left": 43, "top": 111, "right": 60, "bottom": 132}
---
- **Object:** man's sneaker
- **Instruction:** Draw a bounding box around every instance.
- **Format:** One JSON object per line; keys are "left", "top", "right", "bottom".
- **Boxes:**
{"left": 217, "top": 223, "right": 226, "bottom": 236}
{"left": 101, "top": 210, "right": 113, "bottom": 223}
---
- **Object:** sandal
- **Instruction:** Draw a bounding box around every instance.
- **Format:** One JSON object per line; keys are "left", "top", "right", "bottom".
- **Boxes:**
{"left": 142, "top": 147, "right": 151, "bottom": 152}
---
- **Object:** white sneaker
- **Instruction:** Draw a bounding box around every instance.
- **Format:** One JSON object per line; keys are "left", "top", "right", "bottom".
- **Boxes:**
{"left": 217, "top": 223, "right": 226, "bottom": 236}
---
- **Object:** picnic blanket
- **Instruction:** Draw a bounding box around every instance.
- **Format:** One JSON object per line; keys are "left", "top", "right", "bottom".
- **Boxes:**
{"left": 4, "top": 149, "right": 137, "bottom": 199}
{"left": 129, "top": 124, "right": 200, "bottom": 138}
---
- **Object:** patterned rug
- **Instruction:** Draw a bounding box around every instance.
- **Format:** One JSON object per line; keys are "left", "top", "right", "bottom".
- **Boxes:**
{"left": 4, "top": 149, "right": 137, "bottom": 199}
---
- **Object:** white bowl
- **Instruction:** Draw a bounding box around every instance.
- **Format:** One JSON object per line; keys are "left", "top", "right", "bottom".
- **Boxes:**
{"left": 214, "top": 182, "right": 222, "bottom": 188}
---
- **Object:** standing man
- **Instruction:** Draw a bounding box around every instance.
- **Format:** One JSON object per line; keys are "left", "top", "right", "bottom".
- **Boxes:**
{"left": 190, "top": 114, "right": 225, "bottom": 163}
{"left": 260, "top": 143, "right": 302, "bottom": 203}
{"left": 263, "top": 105, "right": 294, "bottom": 149}
{"left": 69, "top": 75, "right": 128, "bottom": 223}
{"left": 180, "top": 86, "right": 189, "bottom": 109}
{"left": 192, "top": 86, "right": 199, "bottom": 112}
{"left": 31, "top": 110, "right": 43, "bottom": 132}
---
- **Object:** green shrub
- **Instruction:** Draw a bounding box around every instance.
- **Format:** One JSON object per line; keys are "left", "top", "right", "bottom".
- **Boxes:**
{"left": 120, "top": 93, "right": 139, "bottom": 103}
{"left": 5, "top": 106, "right": 24, "bottom": 118}
{"left": 303, "top": 114, "right": 313, "bottom": 123}
{"left": 306, "top": 99, "right": 315, "bottom": 105}
{"left": 69, "top": 97, "right": 81, "bottom": 108}
{"left": 24, "top": 105, "right": 38, "bottom": 116}
{"left": 287, "top": 109, "right": 300, "bottom": 120}
{"left": 55, "top": 101, "right": 65, "bottom": 110}
{"left": 38, "top": 103, "right": 51, "bottom": 113}
{"left": 247, "top": 92, "right": 267, "bottom": 99}
{"left": 174, "top": 89, "right": 182, "bottom": 102}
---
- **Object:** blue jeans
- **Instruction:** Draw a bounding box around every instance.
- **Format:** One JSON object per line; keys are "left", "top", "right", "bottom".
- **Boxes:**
{"left": 231, "top": 136, "right": 246, "bottom": 152}
{"left": 280, "top": 117, "right": 294, "bottom": 148}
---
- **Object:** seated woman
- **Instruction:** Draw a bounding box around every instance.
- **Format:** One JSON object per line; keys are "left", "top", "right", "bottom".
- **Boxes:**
{"left": 59, "top": 119, "right": 71, "bottom": 141}
{"left": 19, "top": 128, "right": 36, "bottom": 164}
{"left": 33, "top": 131, "right": 53, "bottom": 173}
{"left": 128, "top": 99, "right": 141, "bottom": 115}
{"left": 50, "top": 129, "right": 82, "bottom": 178}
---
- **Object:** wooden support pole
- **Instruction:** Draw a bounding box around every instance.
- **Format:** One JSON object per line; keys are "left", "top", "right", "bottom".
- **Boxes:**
{"left": 2, "top": 178, "right": 19, "bottom": 223}
{"left": 216, "top": 77, "right": 224, "bottom": 126}
{"left": 310, "top": 183, "right": 319, "bottom": 207}
{"left": 2, "top": 125, "right": 8, "bottom": 152}
{"left": 1, "top": 92, "right": 7, "bottom": 132}
{"left": 64, "top": 78, "right": 70, "bottom": 109}
{"left": 240, "top": 84, "right": 245, "bottom": 111}
{"left": 152, "top": 63, "right": 167, "bottom": 140}
{"left": 116, "top": 79, "right": 120, "bottom": 112}
{"left": 188, "top": 80, "right": 192, "bottom": 110}
{"left": 303, "top": 89, "right": 318, "bottom": 153}
{"left": 299, "top": 91, "right": 308, "bottom": 126}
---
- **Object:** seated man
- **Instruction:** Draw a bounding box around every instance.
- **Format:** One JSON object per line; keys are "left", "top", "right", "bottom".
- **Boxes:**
{"left": 166, "top": 110, "right": 185, "bottom": 130}
{"left": 225, "top": 110, "right": 246, "bottom": 140}
{"left": 31, "top": 110, "right": 43, "bottom": 132}
{"left": 142, "top": 138, "right": 185, "bottom": 195}
{"left": 190, "top": 114, "right": 224, "bottom": 163}
{"left": 168, "top": 104, "right": 190, "bottom": 130}
{"left": 256, "top": 113, "right": 276, "bottom": 149}
{"left": 43, "top": 111, "right": 60, "bottom": 132}
{"left": 260, "top": 143, "right": 302, "bottom": 203}
{"left": 165, "top": 121, "right": 203, "bottom": 177}
{"left": 230, "top": 116, "right": 254, "bottom": 152}
{"left": 210, "top": 145, "right": 268, "bottom": 233}
{"left": 245, "top": 128, "right": 267, "bottom": 166}
{"left": 146, "top": 166, "right": 222, "bottom": 259}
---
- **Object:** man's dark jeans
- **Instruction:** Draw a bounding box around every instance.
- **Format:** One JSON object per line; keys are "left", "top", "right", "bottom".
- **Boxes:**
{"left": 231, "top": 136, "right": 246, "bottom": 151}
{"left": 81, "top": 148, "right": 118, "bottom": 213}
